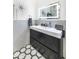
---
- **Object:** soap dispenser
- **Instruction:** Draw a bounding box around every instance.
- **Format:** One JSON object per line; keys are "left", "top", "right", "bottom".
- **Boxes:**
{"left": 28, "top": 16, "right": 32, "bottom": 28}
{"left": 49, "top": 22, "right": 51, "bottom": 27}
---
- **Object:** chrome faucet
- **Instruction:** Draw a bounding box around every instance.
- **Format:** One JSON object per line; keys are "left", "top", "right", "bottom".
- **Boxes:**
{"left": 40, "top": 21, "right": 52, "bottom": 27}
{"left": 49, "top": 22, "right": 51, "bottom": 27}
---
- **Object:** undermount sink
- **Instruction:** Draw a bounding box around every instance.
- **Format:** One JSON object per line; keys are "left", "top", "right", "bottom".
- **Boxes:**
{"left": 30, "top": 25, "right": 62, "bottom": 39}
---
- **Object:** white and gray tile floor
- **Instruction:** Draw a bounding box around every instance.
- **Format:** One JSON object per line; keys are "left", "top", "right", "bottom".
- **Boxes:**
{"left": 13, "top": 44, "right": 46, "bottom": 59}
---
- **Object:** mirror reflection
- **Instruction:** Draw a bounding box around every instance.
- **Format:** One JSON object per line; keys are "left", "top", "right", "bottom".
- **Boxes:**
{"left": 39, "top": 2, "right": 60, "bottom": 18}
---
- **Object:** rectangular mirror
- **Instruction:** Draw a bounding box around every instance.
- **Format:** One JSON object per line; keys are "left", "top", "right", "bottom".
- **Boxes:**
{"left": 38, "top": 2, "right": 60, "bottom": 19}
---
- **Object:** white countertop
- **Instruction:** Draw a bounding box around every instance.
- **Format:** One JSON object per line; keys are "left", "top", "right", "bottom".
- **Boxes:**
{"left": 30, "top": 26, "right": 62, "bottom": 39}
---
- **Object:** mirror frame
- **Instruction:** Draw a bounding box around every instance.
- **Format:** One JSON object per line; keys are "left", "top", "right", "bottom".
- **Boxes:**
{"left": 38, "top": 2, "right": 60, "bottom": 19}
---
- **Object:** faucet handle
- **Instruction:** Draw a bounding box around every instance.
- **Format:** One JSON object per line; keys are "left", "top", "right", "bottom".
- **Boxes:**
{"left": 49, "top": 22, "right": 51, "bottom": 27}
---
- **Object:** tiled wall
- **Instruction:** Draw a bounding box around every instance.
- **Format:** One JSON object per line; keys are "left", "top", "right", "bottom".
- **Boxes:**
{"left": 13, "top": 20, "right": 30, "bottom": 52}
{"left": 35, "top": 20, "right": 66, "bottom": 29}
{"left": 13, "top": 20, "right": 36, "bottom": 52}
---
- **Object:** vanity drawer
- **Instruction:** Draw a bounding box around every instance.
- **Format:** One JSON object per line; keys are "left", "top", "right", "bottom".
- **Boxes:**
{"left": 30, "top": 29, "right": 43, "bottom": 39}
{"left": 30, "top": 29, "right": 60, "bottom": 53}
{"left": 30, "top": 38, "right": 59, "bottom": 59}
{"left": 40, "top": 34, "right": 60, "bottom": 53}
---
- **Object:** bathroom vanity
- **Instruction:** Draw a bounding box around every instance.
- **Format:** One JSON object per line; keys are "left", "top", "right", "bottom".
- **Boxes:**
{"left": 30, "top": 26, "right": 64, "bottom": 59}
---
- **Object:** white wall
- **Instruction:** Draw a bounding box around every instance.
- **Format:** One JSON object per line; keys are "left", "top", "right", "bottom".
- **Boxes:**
{"left": 13, "top": 0, "right": 36, "bottom": 20}
{"left": 13, "top": 0, "right": 66, "bottom": 20}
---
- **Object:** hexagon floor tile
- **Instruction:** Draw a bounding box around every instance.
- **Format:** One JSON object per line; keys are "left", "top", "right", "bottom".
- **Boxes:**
{"left": 13, "top": 44, "right": 46, "bottom": 59}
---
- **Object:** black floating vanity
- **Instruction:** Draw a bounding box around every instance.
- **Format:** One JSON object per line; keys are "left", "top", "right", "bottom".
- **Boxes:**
{"left": 30, "top": 26, "right": 65, "bottom": 59}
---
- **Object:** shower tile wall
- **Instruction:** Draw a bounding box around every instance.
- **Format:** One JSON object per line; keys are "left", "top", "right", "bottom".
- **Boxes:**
{"left": 35, "top": 20, "right": 57, "bottom": 28}
{"left": 13, "top": 20, "right": 30, "bottom": 52}
{"left": 35, "top": 20, "right": 66, "bottom": 29}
